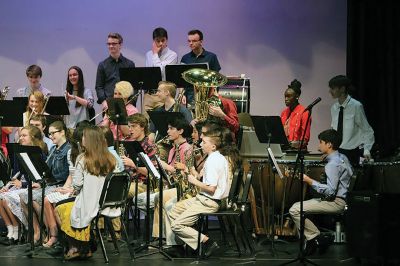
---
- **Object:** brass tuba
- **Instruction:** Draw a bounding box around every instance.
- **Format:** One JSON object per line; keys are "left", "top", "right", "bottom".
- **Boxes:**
{"left": 182, "top": 68, "right": 227, "bottom": 121}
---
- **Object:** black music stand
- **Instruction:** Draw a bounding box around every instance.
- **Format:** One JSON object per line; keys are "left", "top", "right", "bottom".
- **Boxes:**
{"left": 0, "top": 100, "right": 24, "bottom": 147}
{"left": 15, "top": 146, "right": 56, "bottom": 253}
{"left": 251, "top": 115, "right": 289, "bottom": 256}
{"left": 119, "top": 67, "right": 162, "bottom": 112}
{"left": 107, "top": 97, "right": 127, "bottom": 148}
{"left": 133, "top": 152, "right": 172, "bottom": 260}
{"left": 281, "top": 105, "right": 318, "bottom": 266}
{"left": 148, "top": 111, "right": 185, "bottom": 140}
{"left": 165, "top": 64, "right": 208, "bottom": 88}
{"left": 44, "top": 96, "right": 70, "bottom": 116}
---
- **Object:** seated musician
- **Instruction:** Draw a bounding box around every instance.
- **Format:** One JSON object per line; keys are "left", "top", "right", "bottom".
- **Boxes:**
{"left": 120, "top": 113, "right": 158, "bottom": 199}
{"left": 41, "top": 121, "right": 91, "bottom": 248}
{"left": 19, "top": 121, "right": 71, "bottom": 244}
{"left": 289, "top": 129, "right": 353, "bottom": 256}
{"left": 280, "top": 79, "right": 311, "bottom": 150}
{"left": 101, "top": 81, "right": 138, "bottom": 140}
{"left": 29, "top": 114, "right": 55, "bottom": 151}
{"left": 168, "top": 126, "right": 238, "bottom": 257}
{"left": 152, "top": 116, "right": 193, "bottom": 244}
{"left": 55, "top": 126, "right": 117, "bottom": 259}
{"left": 0, "top": 126, "right": 47, "bottom": 245}
{"left": 191, "top": 87, "right": 239, "bottom": 137}
{"left": 149, "top": 81, "right": 193, "bottom": 141}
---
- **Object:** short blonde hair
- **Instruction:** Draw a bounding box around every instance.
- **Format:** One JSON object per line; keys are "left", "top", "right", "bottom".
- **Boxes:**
{"left": 158, "top": 81, "right": 176, "bottom": 98}
{"left": 115, "top": 81, "right": 133, "bottom": 99}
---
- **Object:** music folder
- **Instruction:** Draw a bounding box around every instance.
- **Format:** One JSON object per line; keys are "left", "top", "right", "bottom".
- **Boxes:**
{"left": 119, "top": 140, "right": 145, "bottom": 167}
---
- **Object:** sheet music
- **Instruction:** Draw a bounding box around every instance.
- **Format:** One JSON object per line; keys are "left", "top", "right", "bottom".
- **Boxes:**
{"left": 267, "top": 148, "right": 284, "bottom": 179}
{"left": 139, "top": 152, "right": 160, "bottom": 179}
{"left": 20, "top": 152, "right": 42, "bottom": 181}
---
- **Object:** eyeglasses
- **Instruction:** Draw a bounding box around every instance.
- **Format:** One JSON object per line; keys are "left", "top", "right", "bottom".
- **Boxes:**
{"left": 49, "top": 130, "right": 61, "bottom": 136}
{"left": 107, "top": 42, "right": 120, "bottom": 46}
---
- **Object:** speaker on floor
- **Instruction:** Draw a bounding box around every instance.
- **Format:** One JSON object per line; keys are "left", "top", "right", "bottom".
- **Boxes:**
{"left": 346, "top": 191, "right": 400, "bottom": 260}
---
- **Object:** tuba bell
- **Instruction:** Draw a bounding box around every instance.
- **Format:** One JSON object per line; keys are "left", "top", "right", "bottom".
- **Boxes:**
{"left": 182, "top": 68, "right": 227, "bottom": 121}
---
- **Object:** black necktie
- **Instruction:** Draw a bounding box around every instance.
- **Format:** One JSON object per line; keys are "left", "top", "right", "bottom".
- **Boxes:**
{"left": 337, "top": 106, "right": 344, "bottom": 142}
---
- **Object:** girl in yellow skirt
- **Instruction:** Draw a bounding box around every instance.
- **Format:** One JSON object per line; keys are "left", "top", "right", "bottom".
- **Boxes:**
{"left": 56, "top": 126, "right": 116, "bottom": 259}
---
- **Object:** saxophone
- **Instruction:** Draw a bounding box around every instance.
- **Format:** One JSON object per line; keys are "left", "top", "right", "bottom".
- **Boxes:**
{"left": 173, "top": 88, "right": 185, "bottom": 112}
{"left": 179, "top": 147, "right": 201, "bottom": 200}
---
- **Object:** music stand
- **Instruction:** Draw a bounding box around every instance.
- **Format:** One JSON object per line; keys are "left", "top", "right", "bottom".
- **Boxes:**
{"left": 133, "top": 152, "right": 172, "bottom": 260}
{"left": 44, "top": 96, "right": 70, "bottom": 116}
{"left": 165, "top": 64, "right": 208, "bottom": 88}
{"left": 15, "top": 146, "right": 56, "bottom": 252}
{"left": 251, "top": 115, "right": 289, "bottom": 256}
{"left": 119, "top": 67, "right": 162, "bottom": 113}
{"left": 0, "top": 100, "right": 24, "bottom": 147}
{"left": 147, "top": 111, "right": 185, "bottom": 140}
{"left": 107, "top": 97, "right": 128, "bottom": 148}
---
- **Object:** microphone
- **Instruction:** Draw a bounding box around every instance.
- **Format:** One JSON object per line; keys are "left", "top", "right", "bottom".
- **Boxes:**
{"left": 304, "top": 97, "right": 321, "bottom": 111}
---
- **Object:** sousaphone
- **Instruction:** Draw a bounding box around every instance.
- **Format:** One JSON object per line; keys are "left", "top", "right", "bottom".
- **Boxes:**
{"left": 182, "top": 68, "right": 228, "bottom": 121}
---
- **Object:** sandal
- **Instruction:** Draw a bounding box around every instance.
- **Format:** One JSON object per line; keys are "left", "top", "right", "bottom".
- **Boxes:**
{"left": 42, "top": 236, "right": 58, "bottom": 248}
{"left": 64, "top": 249, "right": 80, "bottom": 260}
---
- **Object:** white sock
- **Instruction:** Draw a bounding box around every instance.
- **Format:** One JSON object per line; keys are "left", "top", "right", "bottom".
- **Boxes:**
{"left": 12, "top": 226, "right": 19, "bottom": 240}
{"left": 6, "top": 225, "right": 13, "bottom": 239}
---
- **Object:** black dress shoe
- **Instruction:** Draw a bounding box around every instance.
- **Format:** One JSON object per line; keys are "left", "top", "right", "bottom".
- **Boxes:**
{"left": 303, "top": 238, "right": 318, "bottom": 256}
{"left": 203, "top": 240, "right": 219, "bottom": 258}
{"left": 316, "top": 234, "right": 333, "bottom": 254}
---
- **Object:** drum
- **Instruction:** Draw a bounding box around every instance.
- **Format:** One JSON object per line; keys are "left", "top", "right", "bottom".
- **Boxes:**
{"left": 219, "top": 85, "right": 249, "bottom": 113}
{"left": 247, "top": 158, "right": 325, "bottom": 235}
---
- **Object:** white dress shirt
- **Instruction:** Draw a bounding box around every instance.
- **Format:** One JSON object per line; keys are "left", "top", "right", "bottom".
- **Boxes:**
{"left": 331, "top": 95, "right": 375, "bottom": 156}
{"left": 145, "top": 47, "right": 178, "bottom": 80}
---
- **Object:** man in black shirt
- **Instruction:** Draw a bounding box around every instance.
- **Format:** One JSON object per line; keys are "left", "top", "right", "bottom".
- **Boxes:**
{"left": 95, "top": 32, "right": 135, "bottom": 110}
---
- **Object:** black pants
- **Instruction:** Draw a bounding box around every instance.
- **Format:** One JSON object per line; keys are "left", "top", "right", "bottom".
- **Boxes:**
{"left": 339, "top": 148, "right": 363, "bottom": 167}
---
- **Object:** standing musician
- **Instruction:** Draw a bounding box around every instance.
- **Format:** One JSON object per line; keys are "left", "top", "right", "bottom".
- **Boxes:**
{"left": 101, "top": 81, "right": 138, "bottom": 140}
{"left": 181, "top": 29, "right": 221, "bottom": 106}
{"left": 149, "top": 81, "right": 193, "bottom": 141}
{"left": 280, "top": 79, "right": 311, "bottom": 149}
{"left": 329, "top": 75, "right": 374, "bottom": 165}
{"left": 142, "top": 27, "right": 178, "bottom": 115}
{"left": 289, "top": 129, "right": 353, "bottom": 256}
{"left": 95, "top": 32, "right": 135, "bottom": 112}
{"left": 64, "top": 66, "right": 94, "bottom": 129}
{"left": 17, "top": 64, "right": 51, "bottom": 97}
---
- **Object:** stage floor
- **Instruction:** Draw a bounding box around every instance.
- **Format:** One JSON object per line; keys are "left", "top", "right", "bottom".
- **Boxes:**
{"left": 0, "top": 236, "right": 357, "bottom": 266}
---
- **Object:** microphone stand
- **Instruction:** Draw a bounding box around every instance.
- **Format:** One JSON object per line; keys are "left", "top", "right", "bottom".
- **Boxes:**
{"left": 282, "top": 107, "right": 318, "bottom": 266}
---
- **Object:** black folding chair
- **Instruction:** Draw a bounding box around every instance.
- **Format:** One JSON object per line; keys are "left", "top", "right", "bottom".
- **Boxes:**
{"left": 93, "top": 171, "right": 134, "bottom": 263}
{"left": 196, "top": 168, "right": 256, "bottom": 259}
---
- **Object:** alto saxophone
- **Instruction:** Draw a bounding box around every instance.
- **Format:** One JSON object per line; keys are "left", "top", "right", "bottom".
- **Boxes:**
{"left": 179, "top": 147, "right": 201, "bottom": 200}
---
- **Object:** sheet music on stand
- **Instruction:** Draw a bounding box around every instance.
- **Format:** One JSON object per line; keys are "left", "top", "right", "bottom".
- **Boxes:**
{"left": 18, "top": 153, "right": 42, "bottom": 181}
{"left": 267, "top": 148, "right": 284, "bottom": 179}
{"left": 138, "top": 152, "right": 160, "bottom": 180}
